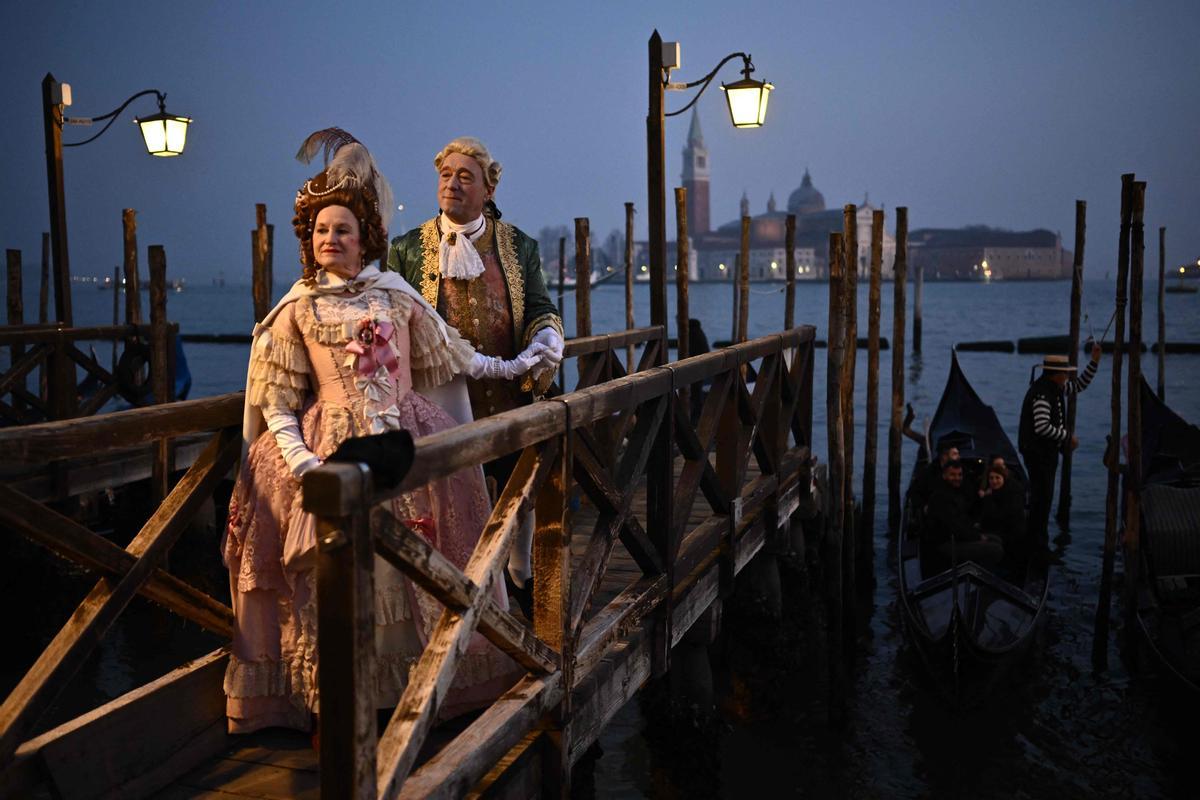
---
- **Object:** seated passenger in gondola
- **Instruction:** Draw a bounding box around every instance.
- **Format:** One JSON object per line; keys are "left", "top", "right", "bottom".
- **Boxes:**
{"left": 913, "top": 440, "right": 962, "bottom": 509}
{"left": 976, "top": 463, "right": 1026, "bottom": 557}
{"left": 926, "top": 460, "right": 1005, "bottom": 569}
{"left": 985, "top": 453, "right": 1025, "bottom": 497}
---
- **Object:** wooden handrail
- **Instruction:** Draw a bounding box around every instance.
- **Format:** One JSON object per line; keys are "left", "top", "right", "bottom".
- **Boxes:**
{"left": 0, "top": 323, "right": 161, "bottom": 345}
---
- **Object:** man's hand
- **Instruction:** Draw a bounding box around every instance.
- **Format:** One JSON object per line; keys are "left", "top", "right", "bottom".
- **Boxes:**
{"left": 1070, "top": 434, "right": 1080, "bottom": 451}
{"left": 531, "top": 328, "right": 564, "bottom": 368}
{"left": 1091, "top": 341, "right": 1102, "bottom": 362}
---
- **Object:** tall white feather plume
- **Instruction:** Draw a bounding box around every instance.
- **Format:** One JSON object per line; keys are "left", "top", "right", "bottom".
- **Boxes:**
{"left": 296, "top": 128, "right": 395, "bottom": 231}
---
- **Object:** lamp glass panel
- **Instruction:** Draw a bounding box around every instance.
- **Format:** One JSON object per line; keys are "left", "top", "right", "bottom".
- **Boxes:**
{"left": 139, "top": 119, "right": 167, "bottom": 154}
{"left": 725, "top": 85, "right": 763, "bottom": 128}
{"left": 756, "top": 84, "right": 773, "bottom": 125}
{"left": 164, "top": 118, "right": 189, "bottom": 154}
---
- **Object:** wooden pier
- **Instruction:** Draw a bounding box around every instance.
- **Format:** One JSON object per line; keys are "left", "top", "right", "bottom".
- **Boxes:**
{"left": 0, "top": 322, "right": 821, "bottom": 798}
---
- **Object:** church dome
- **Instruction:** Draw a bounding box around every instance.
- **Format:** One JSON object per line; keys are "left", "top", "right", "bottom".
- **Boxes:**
{"left": 787, "top": 169, "right": 826, "bottom": 215}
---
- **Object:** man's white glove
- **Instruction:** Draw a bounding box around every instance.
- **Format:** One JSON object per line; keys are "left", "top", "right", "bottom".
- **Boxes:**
{"left": 466, "top": 342, "right": 548, "bottom": 381}
{"left": 263, "top": 407, "right": 321, "bottom": 479}
{"left": 530, "top": 328, "right": 564, "bottom": 370}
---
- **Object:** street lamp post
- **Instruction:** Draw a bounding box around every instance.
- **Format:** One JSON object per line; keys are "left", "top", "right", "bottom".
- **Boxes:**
{"left": 41, "top": 72, "right": 192, "bottom": 325}
{"left": 645, "top": 31, "right": 773, "bottom": 338}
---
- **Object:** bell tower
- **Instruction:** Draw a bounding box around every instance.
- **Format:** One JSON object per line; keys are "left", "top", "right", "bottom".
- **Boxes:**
{"left": 681, "top": 108, "right": 710, "bottom": 234}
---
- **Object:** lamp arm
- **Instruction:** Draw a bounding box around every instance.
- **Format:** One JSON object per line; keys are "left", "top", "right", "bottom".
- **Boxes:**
{"left": 664, "top": 52, "right": 751, "bottom": 118}
{"left": 62, "top": 89, "right": 166, "bottom": 148}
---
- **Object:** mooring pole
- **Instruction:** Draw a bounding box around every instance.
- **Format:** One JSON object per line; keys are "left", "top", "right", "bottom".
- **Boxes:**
{"left": 825, "top": 231, "right": 846, "bottom": 724}
{"left": 862, "top": 209, "right": 883, "bottom": 540}
{"left": 557, "top": 236, "right": 566, "bottom": 319}
{"left": 1157, "top": 226, "right": 1165, "bottom": 400}
{"left": 111, "top": 265, "right": 119, "bottom": 372}
{"left": 840, "top": 205, "right": 858, "bottom": 630}
{"left": 1093, "top": 173, "right": 1134, "bottom": 671}
{"left": 785, "top": 213, "right": 796, "bottom": 330}
{"left": 738, "top": 215, "right": 751, "bottom": 343}
{"left": 1124, "top": 181, "right": 1147, "bottom": 630}
{"left": 887, "top": 208, "right": 908, "bottom": 531}
{"left": 122, "top": 209, "right": 141, "bottom": 325}
{"left": 675, "top": 188, "right": 691, "bottom": 410}
{"left": 575, "top": 217, "right": 592, "bottom": 338}
{"left": 251, "top": 204, "right": 273, "bottom": 323}
{"left": 148, "top": 244, "right": 174, "bottom": 502}
{"left": 913, "top": 263, "right": 923, "bottom": 354}
{"left": 625, "top": 201, "right": 636, "bottom": 370}
{"left": 6, "top": 251, "right": 24, "bottom": 417}
{"left": 1057, "top": 200, "right": 1087, "bottom": 527}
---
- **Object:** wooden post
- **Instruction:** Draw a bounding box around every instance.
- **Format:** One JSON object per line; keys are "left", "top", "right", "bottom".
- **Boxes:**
{"left": 122, "top": 209, "right": 142, "bottom": 325}
{"left": 39, "top": 233, "right": 50, "bottom": 404}
{"left": 887, "top": 208, "right": 908, "bottom": 531}
{"left": 149, "top": 245, "right": 173, "bottom": 500}
{"left": 6, "top": 250, "right": 24, "bottom": 417}
{"left": 1057, "top": 200, "right": 1087, "bottom": 527}
{"left": 738, "top": 215, "right": 751, "bottom": 343}
{"left": 730, "top": 255, "right": 740, "bottom": 344}
{"left": 1093, "top": 173, "right": 1134, "bottom": 671}
{"left": 111, "top": 266, "right": 120, "bottom": 372}
{"left": 574, "top": 218, "right": 591, "bottom": 338}
{"left": 557, "top": 236, "right": 566, "bottom": 319}
{"left": 840, "top": 205, "right": 858, "bottom": 624}
{"left": 825, "top": 232, "right": 846, "bottom": 722}
{"left": 625, "top": 202, "right": 635, "bottom": 371}
{"left": 1124, "top": 181, "right": 1146, "bottom": 623}
{"left": 785, "top": 214, "right": 796, "bottom": 330}
{"left": 252, "top": 204, "right": 273, "bottom": 323}
{"left": 1157, "top": 226, "right": 1165, "bottom": 400}
{"left": 42, "top": 74, "right": 73, "bottom": 326}
{"left": 674, "top": 189, "right": 690, "bottom": 363}
{"left": 913, "top": 263, "right": 923, "bottom": 354}
{"left": 647, "top": 31, "right": 668, "bottom": 333}
{"left": 311, "top": 466, "right": 377, "bottom": 800}
{"left": 862, "top": 210, "right": 883, "bottom": 537}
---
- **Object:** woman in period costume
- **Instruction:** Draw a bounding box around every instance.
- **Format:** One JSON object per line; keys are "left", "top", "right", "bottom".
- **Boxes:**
{"left": 221, "top": 129, "right": 543, "bottom": 734}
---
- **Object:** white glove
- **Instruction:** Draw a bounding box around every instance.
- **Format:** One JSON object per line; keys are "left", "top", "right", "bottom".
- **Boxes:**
{"left": 466, "top": 343, "right": 547, "bottom": 381}
{"left": 530, "top": 328, "right": 564, "bottom": 368}
{"left": 263, "top": 406, "right": 321, "bottom": 478}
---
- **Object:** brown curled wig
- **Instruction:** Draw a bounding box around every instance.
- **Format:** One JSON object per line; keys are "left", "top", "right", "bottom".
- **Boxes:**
{"left": 292, "top": 171, "right": 389, "bottom": 282}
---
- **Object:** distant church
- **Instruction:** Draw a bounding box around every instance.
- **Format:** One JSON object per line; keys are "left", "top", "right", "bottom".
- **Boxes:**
{"left": 678, "top": 109, "right": 896, "bottom": 281}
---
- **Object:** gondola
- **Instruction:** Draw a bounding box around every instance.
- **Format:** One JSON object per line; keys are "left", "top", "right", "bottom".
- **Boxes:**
{"left": 1130, "top": 379, "right": 1200, "bottom": 695}
{"left": 897, "top": 351, "right": 1050, "bottom": 703}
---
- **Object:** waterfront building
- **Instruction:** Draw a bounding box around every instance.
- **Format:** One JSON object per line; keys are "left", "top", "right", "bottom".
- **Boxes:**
{"left": 908, "top": 226, "right": 1072, "bottom": 280}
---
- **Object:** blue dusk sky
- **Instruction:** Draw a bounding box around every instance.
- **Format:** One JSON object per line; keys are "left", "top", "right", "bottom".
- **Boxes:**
{"left": 2, "top": 1, "right": 1198, "bottom": 285}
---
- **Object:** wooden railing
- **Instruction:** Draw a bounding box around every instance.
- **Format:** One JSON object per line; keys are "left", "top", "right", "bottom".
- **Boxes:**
{"left": 305, "top": 324, "right": 816, "bottom": 797}
{"left": 0, "top": 325, "right": 671, "bottom": 798}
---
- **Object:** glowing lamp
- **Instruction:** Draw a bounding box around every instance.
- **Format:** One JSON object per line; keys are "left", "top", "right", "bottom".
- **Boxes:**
{"left": 721, "top": 69, "right": 773, "bottom": 128}
{"left": 135, "top": 98, "right": 192, "bottom": 157}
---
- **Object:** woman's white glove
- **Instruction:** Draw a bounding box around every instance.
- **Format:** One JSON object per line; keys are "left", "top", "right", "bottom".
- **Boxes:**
{"left": 263, "top": 406, "right": 321, "bottom": 479}
{"left": 530, "top": 328, "right": 564, "bottom": 369}
{"left": 466, "top": 342, "right": 547, "bottom": 381}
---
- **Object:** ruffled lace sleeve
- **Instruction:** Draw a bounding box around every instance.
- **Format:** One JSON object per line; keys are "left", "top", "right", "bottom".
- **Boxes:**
{"left": 247, "top": 302, "right": 311, "bottom": 410}
{"left": 400, "top": 293, "right": 475, "bottom": 390}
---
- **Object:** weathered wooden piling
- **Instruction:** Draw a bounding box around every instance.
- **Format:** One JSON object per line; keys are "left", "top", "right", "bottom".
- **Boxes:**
{"left": 913, "top": 263, "right": 923, "bottom": 354}
{"left": 730, "top": 256, "right": 740, "bottom": 343}
{"left": 674, "top": 189, "right": 690, "bottom": 363}
{"left": 738, "top": 215, "right": 751, "bottom": 343}
{"left": 122, "top": 209, "right": 142, "bottom": 325}
{"left": 557, "top": 236, "right": 566, "bottom": 319}
{"left": 840, "top": 205, "right": 858, "bottom": 618}
{"left": 574, "top": 218, "right": 592, "bottom": 338}
{"left": 251, "top": 204, "right": 274, "bottom": 323}
{"left": 785, "top": 214, "right": 796, "bottom": 330}
{"left": 1093, "top": 173, "right": 1134, "bottom": 670}
{"left": 1057, "top": 200, "right": 1086, "bottom": 527}
{"left": 39, "top": 233, "right": 50, "bottom": 326}
{"left": 111, "top": 266, "right": 120, "bottom": 372}
{"left": 149, "top": 245, "right": 175, "bottom": 501}
{"left": 862, "top": 210, "right": 883, "bottom": 536}
{"left": 6, "top": 250, "right": 24, "bottom": 416}
{"left": 1157, "top": 226, "right": 1165, "bottom": 399}
{"left": 674, "top": 189, "right": 691, "bottom": 410}
{"left": 625, "top": 202, "right": 636, "bottom": 372}
{"left": 825, "top": 231, "right": 847, "bottom": 721}
{"left": 888, "top": 208, "right": 908, "bottom": 531}
{"left": 1124, "top": 181, "right": 1146, "bottom": 622}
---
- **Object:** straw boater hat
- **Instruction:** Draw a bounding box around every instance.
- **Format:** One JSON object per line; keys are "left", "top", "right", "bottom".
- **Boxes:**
{"left": 1041, "top": 355, "right": 1076, "bottom": 373}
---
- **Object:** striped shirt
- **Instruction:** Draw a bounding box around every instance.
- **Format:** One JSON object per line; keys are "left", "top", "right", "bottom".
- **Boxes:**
{"left": 1031, "top": 359, "right": 1098, "bottom": 444}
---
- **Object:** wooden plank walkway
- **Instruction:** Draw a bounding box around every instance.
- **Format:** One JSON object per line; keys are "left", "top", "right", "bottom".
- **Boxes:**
{"left": 155, "top": 455, "right": 734, "bottom": 799}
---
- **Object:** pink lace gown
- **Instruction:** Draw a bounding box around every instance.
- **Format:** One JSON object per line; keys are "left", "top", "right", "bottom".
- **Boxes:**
{"left": 222, "top": 287, "right": 519, "bottom": 734}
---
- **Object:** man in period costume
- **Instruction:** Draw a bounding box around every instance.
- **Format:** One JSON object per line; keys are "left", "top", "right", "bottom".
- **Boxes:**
{"left": 1018, "top": 344, "right": 1101, "bottom": 543}
{"left": 388, "top": 136, "right": 564, "bottom": 617}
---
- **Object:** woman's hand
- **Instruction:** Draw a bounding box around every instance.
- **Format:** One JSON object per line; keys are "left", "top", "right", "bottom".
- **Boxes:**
{"left": 467, "top": 343, "right": 548, "bottom": 381}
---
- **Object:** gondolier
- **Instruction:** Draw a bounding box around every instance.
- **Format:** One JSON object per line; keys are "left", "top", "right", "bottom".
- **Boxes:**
{"left": 1018, "top": 343, "right": 1102, "bottom": 543}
